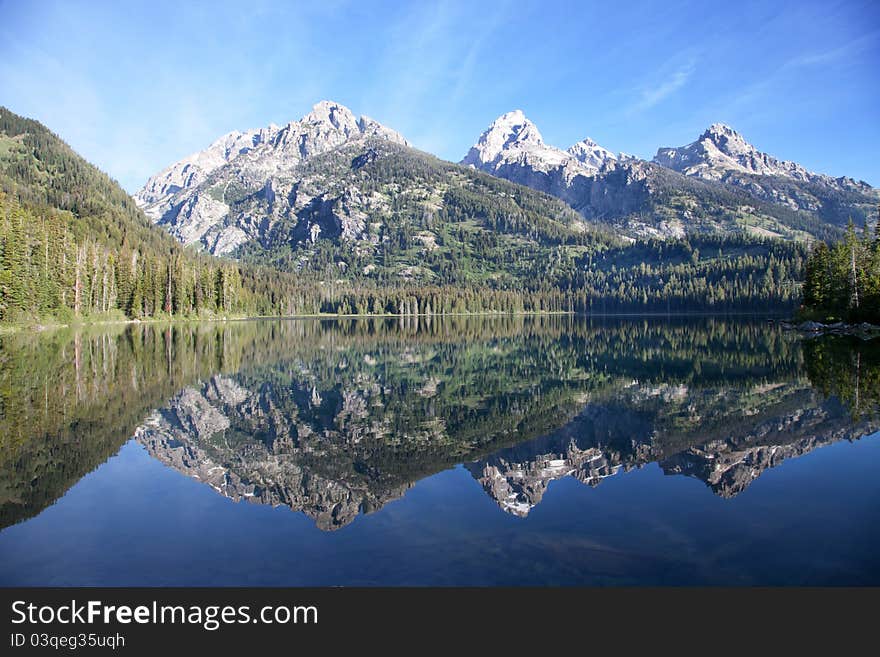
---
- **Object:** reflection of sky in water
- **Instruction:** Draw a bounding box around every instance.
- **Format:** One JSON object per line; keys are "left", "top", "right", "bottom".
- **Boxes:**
{"left": 1, "top": 434, "right": 879, "bottom": 586}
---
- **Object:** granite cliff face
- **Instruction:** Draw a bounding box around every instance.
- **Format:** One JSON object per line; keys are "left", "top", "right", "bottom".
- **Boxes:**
{"left": 460, "top": 110, "right": 615, "bottom": 205}
{"left": 568, "top": 137, "right": 617, "bottom": 170}
{"left": 655, "top": 123, "right": 816, "bottom": 181}
{"left": 461, "top": 110, "right": 617, "bottom": 176}
{"left": 133, "top": 125, "right": 281, "bottom": 214}
{"left": 134, "top": 101, "right": 410, "bottom": 254}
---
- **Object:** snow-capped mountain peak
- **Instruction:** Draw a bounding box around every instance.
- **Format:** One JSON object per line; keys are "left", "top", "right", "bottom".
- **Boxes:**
{"left": 459, "top": 111, "right": 621, "bottom": 208}
{"left": 295, "top": 100, "right": 360, "bottom": 136}
{"left": 651, "top": 122, "right": 877, "bottom": 216}
{"left": 268, "top": 99, "right": 409, "bottom": 157}
{"left": 701, "top": 123, "right": 769, "bottom": 161}
{"left": 461, "top": 109, "right": 548, "bottom": 167}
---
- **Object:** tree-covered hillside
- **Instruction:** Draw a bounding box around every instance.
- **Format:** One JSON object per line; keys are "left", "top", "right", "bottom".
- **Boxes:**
{"left": 0, "top": 107, "right": 259, "bottom": 321}
{"left": 214, "top": 139, "right": 810, "bottom": 312}
{"left": 198, "top": 139, "right": 620, "bottom": 288}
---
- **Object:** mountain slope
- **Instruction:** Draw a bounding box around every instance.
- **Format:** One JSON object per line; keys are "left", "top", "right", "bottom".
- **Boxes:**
{"left": 134, "top": 101, "right": 616, "bottom": 290}
{"left": 567, "top": 137, "right": 617, "bottom": 169}
{"left": 133, "top": 124, "right": 281, "bottom": 213}
{"left": 135, "top": 101, "right": 410, "bottom": 233}
{"left": 566, "top": 157, "right": 843, "bottom": 241}
{"left": 0, "top": 106, "right": 184, "bottom": 257}
{"left": 654, "top": 123, "right": 878, "bottom": 226}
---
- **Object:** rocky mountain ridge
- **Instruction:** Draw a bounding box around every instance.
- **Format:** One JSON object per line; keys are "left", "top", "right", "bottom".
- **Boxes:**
{"left": 133, "top": 124, "right": 281, "bottom": 212}
{"left": 131, "top": 101, "right": 603, "bottom": 290}
{"left": 134, "top": 101, "right": 877, "bottom": 268}
{"left": 653, "top": 122, "right": 875, "bottom": 217}
{"left": 461, "top": 112, "right": 877, "bottom": 239}
{"left": 461, "top": 109, "right": 615, "bottom": 177}
{"left": 655, "top": 123, "right": 816, "bottom": 181}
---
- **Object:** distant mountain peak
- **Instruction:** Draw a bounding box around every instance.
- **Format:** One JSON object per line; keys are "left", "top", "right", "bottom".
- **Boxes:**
{"left": 300, "top": 99, "right": 357, "bottom": 131}
{"left": 654, "top": 123, "right": 813, "bottom": 181}
{"left": 705, "top": 122, "right": 737, "bottom": 136}
{"left": 700, "top": 123, "right": 759, "bottom": 156}
{"left": 567, "top": 136, "right": 617, "bottom": 169}
{"left": 461, "top": 110, "right": 546, "bottom": 167}
{"left": 650, "top": 123, "right": 877, "bottom": 221}
{"left": 312, "top": 98, "right": 346, "bottom": 112}
{"left": 490, "top": 109, "right": 532, "bottom": 133}
{"left": 461, "top": 110, "right": 615, "bottom": 180}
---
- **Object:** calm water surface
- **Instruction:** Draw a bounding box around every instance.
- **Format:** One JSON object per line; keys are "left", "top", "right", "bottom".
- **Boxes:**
{"left": 1, "top": 316, "right": 878, "bottom": 585}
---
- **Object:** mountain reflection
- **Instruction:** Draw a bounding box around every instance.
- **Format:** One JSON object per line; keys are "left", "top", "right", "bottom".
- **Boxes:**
{"left": 467, "top": 380, "right": 873, "bottom": 516}
{"left": 1, "top": 317, "right": 878, "bottom": 530}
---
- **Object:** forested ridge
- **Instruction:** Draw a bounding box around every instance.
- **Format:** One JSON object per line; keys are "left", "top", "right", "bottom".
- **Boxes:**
{"left": 0, "top": 107, "right": 252, "bottom": 321}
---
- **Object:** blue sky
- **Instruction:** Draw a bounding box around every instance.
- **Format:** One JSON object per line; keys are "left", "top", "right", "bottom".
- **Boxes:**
{"left": 1, "top": 0, "right": 878, "bottom": 192}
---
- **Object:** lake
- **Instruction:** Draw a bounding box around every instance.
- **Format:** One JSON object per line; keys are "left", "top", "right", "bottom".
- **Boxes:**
{"left": 1, "top": 316, "right": 878, "bottom": 585}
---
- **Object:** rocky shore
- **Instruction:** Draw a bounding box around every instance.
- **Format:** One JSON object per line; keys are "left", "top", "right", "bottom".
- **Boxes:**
{"left": 780, "top": 320, "right": 880, "bottom": 338}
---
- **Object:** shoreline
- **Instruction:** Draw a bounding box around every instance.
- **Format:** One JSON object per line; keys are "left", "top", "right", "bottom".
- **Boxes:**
{"left": 0, "top": 309, "right": 797, "bottom": 334}
{"left": 0, "top": 310, "right": 573, "bottom": 333}
{"left": 780, "top": 320, "right": 880, "bottom": 338}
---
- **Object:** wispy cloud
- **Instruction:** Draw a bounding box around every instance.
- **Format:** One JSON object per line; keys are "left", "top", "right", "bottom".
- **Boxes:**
{"left": 783, "top": 29, "right": 880, "bottom": 68}
{"left": 629, "top": 61, "right": 696, "bottom": 114}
